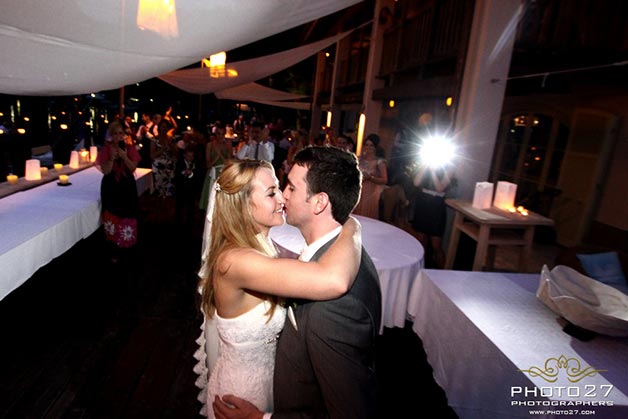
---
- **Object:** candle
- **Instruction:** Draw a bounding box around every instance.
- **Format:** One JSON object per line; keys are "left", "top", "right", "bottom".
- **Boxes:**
{"left": 25, "top": 159, "right": 42, "bottom": 181}
{"left": 54, "top": 163, "right": 63, "bottom": 170}
{"left": 58, "top": 174, "right": 69, "bottom": 185}
{"left": 517, "top": 206, "right": 524, "bottom": 213}
{"left": 6, "top": 174, "right": 18, "bottom": 185}
{"left": 508, "top": 207, "right": 516, "bottom": 213}
{"left": 69, "top": 151, "right": 80, "bottom": 169}
{"left": 521, "top": 210, "right": 529, "bottom": 216}
{"left": 40, "top": 167, "right": 49, "bottom": 176}
{"left": 79, "top": 149, "right": 89, "bottom": 164}
{"left": 89, "top": 146, "right": 98, "bottom": 162}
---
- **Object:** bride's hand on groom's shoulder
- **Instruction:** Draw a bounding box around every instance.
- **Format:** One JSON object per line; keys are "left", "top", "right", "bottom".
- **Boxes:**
{"left": 213, "top": 395, "right": 264, "bottom": 419}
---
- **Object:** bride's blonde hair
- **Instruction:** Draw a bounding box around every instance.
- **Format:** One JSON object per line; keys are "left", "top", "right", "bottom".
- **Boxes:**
{"left": 199, "top": 159, "right": 281, "bottom": 319}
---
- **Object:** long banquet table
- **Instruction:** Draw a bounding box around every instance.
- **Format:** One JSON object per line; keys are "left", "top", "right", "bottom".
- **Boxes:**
{"left": 269, "top": 215, "right": 424, "bottom": 334}
{"left": 408, "top": 269, "right": 628, "bottom": 419}
{"left": 0, "top": 167, "right": 153, "bottom": 301}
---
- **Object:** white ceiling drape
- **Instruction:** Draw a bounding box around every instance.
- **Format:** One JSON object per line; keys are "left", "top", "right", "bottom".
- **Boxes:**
{"left": 214, "top": 82, "right": 311, "bottom": 110}
{"left": 0, "top": 0, "right": 360, "bottom": 96}
{"left": 159, "top": 30, "right": 349, "bottom": 95}
{"left": 214, "top": 82, "right": 307, "bottom": 102}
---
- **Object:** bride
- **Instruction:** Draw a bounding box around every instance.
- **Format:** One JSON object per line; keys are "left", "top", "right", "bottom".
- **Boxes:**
{"left": 196, "top": 159, "right": 361, "bottom": 417}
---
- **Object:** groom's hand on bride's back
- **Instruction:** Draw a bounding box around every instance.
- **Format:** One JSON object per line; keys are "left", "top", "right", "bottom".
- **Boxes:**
{"left": 213, "top": 395, "right": 264, "bottom": 419}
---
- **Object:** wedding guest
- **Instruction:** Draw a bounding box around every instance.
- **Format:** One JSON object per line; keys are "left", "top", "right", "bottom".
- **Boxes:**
{"left": 353, "top": 134, "right": 388, "bottom": 219}
{"left": 95, "top": 121, "right": 141, "bottom": 263}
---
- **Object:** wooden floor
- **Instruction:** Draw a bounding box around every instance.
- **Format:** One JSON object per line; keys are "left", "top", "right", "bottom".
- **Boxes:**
{"left": 0, "top": 195, "right": 457, "bottom": 419}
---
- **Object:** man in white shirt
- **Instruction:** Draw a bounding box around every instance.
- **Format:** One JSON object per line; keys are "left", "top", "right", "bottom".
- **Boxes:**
{"left": 236, "top": 122, "right": 274, "bottom": 162}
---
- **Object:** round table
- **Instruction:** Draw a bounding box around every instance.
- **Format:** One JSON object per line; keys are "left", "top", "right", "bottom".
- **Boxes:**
{"left": 269, "top": 215, "right": 424, "bottom": 334}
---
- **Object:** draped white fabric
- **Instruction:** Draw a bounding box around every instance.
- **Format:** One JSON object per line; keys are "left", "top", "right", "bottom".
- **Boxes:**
{"left": 158, "top": 31, "right": 349, "bottom": 95}
{"left": 214, "top": 82, "right": 307, "bottom": 102}
{"left": 0, "top": 0, "right": 360, "bottom": 96}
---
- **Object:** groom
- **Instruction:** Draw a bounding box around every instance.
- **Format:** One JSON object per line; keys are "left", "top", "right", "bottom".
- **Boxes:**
{"left": 214, "top": 146, "right": 382, "bottom": 418}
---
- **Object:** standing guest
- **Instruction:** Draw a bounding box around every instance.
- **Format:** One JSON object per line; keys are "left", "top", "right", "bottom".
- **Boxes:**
{"left": 136, "top": 112, "right": 156, "bottom": 168}
{"left": 151, "top": 109, "right": 178, "bottom": 198}
{"left": 237, "top": 122, "right": 274, "bottom": 162}
{"left": 233, "top": 114, "right": 246, "bottom": 139}
{"left": 411, "top": 164, "right": 454, "bottom": 269}
{"left": 279, "top": 129, "right": 307, "bottom": 188}
{"left": 174, "top": 148, "right": 201, "bottom": 228}
{"left": 353, "top": 134, "right": 388, "bottom": 219}
{"left": 199, "top": 123, "right": 231, "bottom": 211}
{"left": 336, "top": 134, "right": 354, "bottom": 153}
{"left": 96, "top": 121, "right": 141, "bottom": 263}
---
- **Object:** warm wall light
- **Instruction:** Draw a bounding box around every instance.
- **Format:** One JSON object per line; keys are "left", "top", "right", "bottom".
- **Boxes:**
{"left": 446, "top": 96, "right": 453, "bottom": 107}
{"left": 209, "top": 52, "right": 226, "bottom": 67}
{"left": 388, "top": 100, "right": 395, "bottom": 108}
{"left": 356, "top": 113, "right": 366, "bottom": 156}
{"left": 60, "top": 124, "right": 68, "bottom": 130}
{"left": 204, "top": 52, "right": 229, "bottom": 78}
{"left": 326, "top": 112, "right": 332, "bottom": 128}
{"left": 17, "top": 128, "right": 26, "bottom": 134}
{"left": 137, "top": 0, "right": 179, "bottom": 39}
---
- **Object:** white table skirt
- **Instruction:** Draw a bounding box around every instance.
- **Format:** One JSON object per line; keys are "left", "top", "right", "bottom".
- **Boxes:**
{"left": 408, "top": 269, "right": 628, "bottom": 419}
{"left": 0, "top": 167, "right": 152, "bottom": 301}
{"left": 269, "top": 214, "right": 424, "bottom": 334}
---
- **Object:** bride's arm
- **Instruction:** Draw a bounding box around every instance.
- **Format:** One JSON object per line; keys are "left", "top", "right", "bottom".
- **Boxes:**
{"left": 222, "top": 217, "right": 361, "bottom": 300}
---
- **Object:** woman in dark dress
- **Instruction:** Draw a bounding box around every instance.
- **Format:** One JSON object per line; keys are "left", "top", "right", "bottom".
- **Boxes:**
{"left": 411, "top": 164, "right": 454, "bottom": 269}
{"left": 96, "top": 121, "right": 141, "bottom": 263}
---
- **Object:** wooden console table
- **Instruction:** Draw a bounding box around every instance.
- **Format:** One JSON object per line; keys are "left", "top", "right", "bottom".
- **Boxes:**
{"left": 444, "top": 199, "right": 554, "bottom": 272}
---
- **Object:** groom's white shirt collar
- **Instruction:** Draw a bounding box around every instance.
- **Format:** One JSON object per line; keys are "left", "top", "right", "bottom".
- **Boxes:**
{"left": 299, "top": 226, "right": 342, "bottom": 261}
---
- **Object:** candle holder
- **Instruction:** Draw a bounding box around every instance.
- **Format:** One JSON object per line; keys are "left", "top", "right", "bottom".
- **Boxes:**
{"left": 69, "top": 151, "right": 80, "bottom": 169}
{"left": 90, "top": 146, "right": 98, "bottom": 162}
{"left": 54, "top": 163, "right": 63, "bottom": 171}
{"left": 40, "top": 167, "right": 49, "bottom": 177}
{"left": 79, "top": 149, "right": 90, "bottom": 165}
{"left": 6, "top": 174, "right": 18, "bottom": 185}
{"left": 25, "top": 159, "right": 42, "bottom": 181}
{"left": 58, "top": 174, "right": 71, "bottom": 186}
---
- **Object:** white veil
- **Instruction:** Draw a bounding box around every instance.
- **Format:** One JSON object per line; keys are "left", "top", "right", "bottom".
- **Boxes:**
{"left": 193, "top": 179, "right": 280, "bottom": 416}
{"left": 194, "top": 181, "right": 220, "bottom": 417}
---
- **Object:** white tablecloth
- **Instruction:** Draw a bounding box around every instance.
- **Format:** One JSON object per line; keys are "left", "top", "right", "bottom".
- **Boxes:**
{"left": 408, "top": 269, "right": 628, "bottom": 419}
{"left": 269, "top": 215, "right": 424, "bottom": 334}
{"left": 0, "top": 167, "right": 152, "bottom": 301}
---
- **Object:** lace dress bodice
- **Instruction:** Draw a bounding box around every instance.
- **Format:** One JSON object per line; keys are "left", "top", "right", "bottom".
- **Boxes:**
{"left": 203, "top": 301, "right": 286, "bottom": 418}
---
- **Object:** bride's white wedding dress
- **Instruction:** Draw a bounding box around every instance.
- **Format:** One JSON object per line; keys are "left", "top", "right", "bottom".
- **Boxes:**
{"left": 196, "top": 300, "right": 286, "bottom": 418}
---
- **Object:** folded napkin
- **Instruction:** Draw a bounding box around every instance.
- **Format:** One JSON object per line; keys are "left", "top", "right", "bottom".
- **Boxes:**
{"left": 537, "top": 265, "right": 628, "bottom": 337}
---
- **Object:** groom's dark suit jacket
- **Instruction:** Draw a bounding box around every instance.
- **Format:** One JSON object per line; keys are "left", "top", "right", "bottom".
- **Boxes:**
{"left": 273, "top": 238, "right": 382, "bottom": 419}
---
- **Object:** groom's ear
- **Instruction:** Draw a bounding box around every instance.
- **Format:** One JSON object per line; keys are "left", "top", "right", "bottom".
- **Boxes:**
{"left": 313, "top": 192, "right": 330, "bottom": 215}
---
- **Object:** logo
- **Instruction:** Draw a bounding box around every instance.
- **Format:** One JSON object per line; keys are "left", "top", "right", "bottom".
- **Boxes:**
{"left": 518, "top": 355, "right": 606, "bottom": 383}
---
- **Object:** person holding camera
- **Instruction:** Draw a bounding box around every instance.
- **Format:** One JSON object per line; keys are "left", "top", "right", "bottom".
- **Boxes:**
{"left": 96, "top": 121, "right": 141, "bottom": 263}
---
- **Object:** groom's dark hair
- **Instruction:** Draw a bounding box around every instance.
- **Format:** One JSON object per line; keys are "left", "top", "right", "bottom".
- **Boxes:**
{"left": 293, "top": 146, "right": 361, "bottom": 223}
